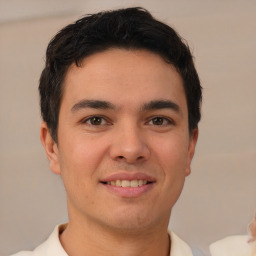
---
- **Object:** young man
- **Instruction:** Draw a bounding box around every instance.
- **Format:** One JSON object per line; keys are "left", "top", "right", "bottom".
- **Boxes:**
{"left": 12, "top": 7, "right": 202, "bottom": 256}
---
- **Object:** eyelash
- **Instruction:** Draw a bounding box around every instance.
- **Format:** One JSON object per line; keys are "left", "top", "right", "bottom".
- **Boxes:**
{"left": 81, "top": 115, "right": 174, "bottom": 127}
{"left": 81, "top": 116, "right": 110, "bottom": 126}
{"left": 146, "top": 116, "right": 175, "bottom": 126}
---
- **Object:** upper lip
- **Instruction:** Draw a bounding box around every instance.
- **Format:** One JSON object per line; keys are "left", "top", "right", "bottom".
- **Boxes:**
{"left": 100, "top": 172, "right": 156, "bottom": 183}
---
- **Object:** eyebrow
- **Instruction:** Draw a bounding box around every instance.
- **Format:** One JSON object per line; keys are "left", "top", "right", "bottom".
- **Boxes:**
{"left": 71, "top": 99, "right": 180, "bottom": 113}
{"left": 71, "top": 99, "right": 115, "bottom": 112}
{"left": 142, "top": 100, "right": 180, "bottom": 112}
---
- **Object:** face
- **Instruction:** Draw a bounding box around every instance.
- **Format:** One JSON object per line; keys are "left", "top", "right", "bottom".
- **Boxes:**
{"left": 41, "top": 48, "right": 198, "bottom": 232}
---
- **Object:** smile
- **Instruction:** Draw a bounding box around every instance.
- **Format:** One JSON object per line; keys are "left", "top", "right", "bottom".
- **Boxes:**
{"left": 100, "top": 172, "right": 156, "bottom": 197}
{"left": 105, "top": 180, "right": 149, "bottom": 187}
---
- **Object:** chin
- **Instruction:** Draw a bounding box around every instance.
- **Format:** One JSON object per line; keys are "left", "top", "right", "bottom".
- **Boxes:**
{"left": 102, "top": 208, "right": 163, "bottom": 233}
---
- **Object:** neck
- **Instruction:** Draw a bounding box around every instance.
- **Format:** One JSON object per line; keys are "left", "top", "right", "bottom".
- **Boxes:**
{"left": 60, "top": 216, "right": 170, "bottom": 256}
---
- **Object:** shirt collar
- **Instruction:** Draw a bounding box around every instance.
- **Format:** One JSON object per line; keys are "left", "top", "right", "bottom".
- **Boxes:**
{"left": 39, "top": 224, "right": 193, "bottom": 256}
{"left": 169, "top": 231, "right": 194, "bottom": 256}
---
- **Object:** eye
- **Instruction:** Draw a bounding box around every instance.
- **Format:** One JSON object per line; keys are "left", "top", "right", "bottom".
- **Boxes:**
{"left": 148, "top": 116, "right": 173, "bottom": 126}
{"left": 82, "top": 116, "right": 108, "bottom": 126}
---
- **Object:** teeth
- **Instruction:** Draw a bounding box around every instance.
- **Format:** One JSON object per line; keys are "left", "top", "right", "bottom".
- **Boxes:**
{"left": 106, "top": 180, "right": 148, "bottom": 187}
{"left": 116, "top": 180, "right": 121, "bottom": 186}
{"left": 121, "top": 180, "right": 130, "bottom": 187}
{"left": 130, "top": 180, "right": 138, "bottom": 187}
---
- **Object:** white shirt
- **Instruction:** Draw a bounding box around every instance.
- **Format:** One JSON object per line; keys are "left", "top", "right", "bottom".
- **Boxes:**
{"left": 11, "top": 224, "right": 193, "bottom": 256}
{"left": 210, "top": 235, "right": 256, "bottom": 256}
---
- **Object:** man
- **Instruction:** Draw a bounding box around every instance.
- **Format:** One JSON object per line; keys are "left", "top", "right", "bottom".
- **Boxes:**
{"left": 12, "top": 7, "right": 202, "bottom": 256}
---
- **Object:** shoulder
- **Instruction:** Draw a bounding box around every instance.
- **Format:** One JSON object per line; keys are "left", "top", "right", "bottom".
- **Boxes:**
{"left": 10, "top": 224, "right": 68, "bottom": 256}
{"left": 210, "top": 235, "right": 255, "bottom": 256}
{"left": 9, "top": 239, "right": 49, "bottom": 256}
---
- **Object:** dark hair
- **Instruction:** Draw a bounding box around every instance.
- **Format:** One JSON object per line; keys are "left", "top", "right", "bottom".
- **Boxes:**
{"left": 39, "top": 7, "right": 202, "bottom": 142}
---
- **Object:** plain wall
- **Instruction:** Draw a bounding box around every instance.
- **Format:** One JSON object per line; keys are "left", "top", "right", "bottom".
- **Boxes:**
{"left": 0, "top": 1, "right": 255, "bottom": 255}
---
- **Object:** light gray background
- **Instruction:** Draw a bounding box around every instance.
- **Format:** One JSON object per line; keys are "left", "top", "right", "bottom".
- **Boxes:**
{"left": 0, "top": 1, "right": 255, "bottom": 255}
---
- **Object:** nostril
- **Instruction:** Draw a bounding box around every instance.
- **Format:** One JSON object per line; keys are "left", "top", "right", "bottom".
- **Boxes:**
{"left": 116, "top": 155, "right": 145, "bottom": 162}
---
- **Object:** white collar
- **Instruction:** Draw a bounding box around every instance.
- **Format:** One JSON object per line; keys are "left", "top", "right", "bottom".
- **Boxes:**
{"left": 169, "top": 231, "right": 194, "bottom": 256}
{"left": 31, "top": 224, "right": 193, "bottom": 256}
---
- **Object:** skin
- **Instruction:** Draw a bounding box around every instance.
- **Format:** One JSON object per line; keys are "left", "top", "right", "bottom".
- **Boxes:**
{"left": 41, "top": 48, "right": 198, "bottom": 256}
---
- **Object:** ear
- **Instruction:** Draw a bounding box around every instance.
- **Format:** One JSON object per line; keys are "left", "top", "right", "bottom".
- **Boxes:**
{"left": 40, "top": 122, "right": 61, "bottom": 175}
{"left": 185, "top": 128, "right": 199, "bottom": 177}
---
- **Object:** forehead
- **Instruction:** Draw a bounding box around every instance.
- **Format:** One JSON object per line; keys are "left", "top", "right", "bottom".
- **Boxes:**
{"left": 61, "top": 48, "right": 186, "bottom": 111}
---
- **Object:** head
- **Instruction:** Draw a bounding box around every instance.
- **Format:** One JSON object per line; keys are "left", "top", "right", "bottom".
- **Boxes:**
{"left": 39, "top": 7, "right": 202, "bottom": 232}
{"left": 39, "top": 7, "right": 202, "bottom": 142}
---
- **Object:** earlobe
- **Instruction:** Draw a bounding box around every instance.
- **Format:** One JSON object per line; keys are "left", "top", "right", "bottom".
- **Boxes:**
{"left": 40, "top": 122, "right": 61, "bottom": 175}
{"left": 185, "top": 128, "right": 199, "bottom": 176}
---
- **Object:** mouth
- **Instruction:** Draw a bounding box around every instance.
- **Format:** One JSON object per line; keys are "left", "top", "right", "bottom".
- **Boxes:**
{"left": 100, "top": 173, "right": 155, "bottom": 197}
{"left": 101, "top": 180, "right": 153, "bottom": 188}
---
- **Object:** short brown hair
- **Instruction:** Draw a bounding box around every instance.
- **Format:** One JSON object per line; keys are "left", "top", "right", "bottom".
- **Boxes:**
{"left": 39, "top": 7, "right": 202, "bottom": 142}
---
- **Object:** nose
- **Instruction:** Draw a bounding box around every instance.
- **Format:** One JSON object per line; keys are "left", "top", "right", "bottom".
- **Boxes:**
{"left": 109, "top": 125, "right": 150, "bottom": 164}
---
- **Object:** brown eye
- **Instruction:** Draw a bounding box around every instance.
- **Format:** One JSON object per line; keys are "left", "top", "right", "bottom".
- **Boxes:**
{"left": 148, "top": 116, "right": 172, "bottom": 126}
{"left": 84, "top": 116, "right": 107, "bottom": 126}
{"left": 90, "top": 116, "right": 102, "bottom": 125}
{"left": 152, "top": 117, "right": 164, "bottom": 125}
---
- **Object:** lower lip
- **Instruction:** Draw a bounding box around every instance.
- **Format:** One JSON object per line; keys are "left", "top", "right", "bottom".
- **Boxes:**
{"left": 102, "top": 183, "right": 154, "bottom": 198}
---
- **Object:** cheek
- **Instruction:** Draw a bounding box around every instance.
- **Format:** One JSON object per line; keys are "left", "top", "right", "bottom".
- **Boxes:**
{"left": 154, "top": 134, "right": 190, "bottom": 172}
{"left": 61, "top": 135, "right": 109, "bottom": 173}
{"left": 154, "top": 134, "right": 189, "bottom": 201}
{"left": 58, "top": 138, "right": 100, "bottom": 205}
